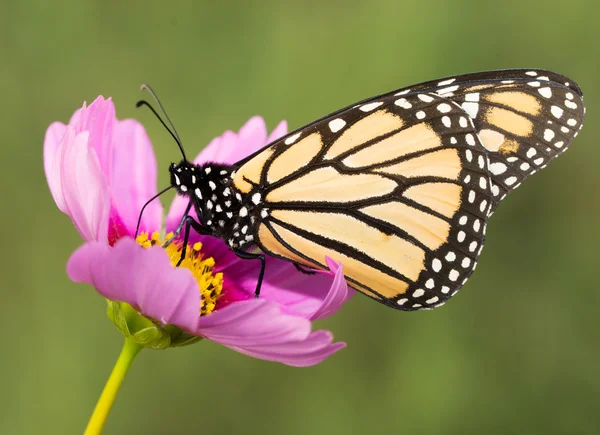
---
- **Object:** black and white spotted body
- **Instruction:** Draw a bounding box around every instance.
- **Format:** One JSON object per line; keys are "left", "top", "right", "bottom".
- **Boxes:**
{"left": 168, "top": 161, "right": 260, "bottom": 250}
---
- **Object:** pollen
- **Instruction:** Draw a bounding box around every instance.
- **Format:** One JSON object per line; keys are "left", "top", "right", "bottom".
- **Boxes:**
{"left": 136, "top": 232, "right": 224, "bottom": 316}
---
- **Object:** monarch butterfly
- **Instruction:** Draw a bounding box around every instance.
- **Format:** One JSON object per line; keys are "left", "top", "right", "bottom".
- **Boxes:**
{"left": 136, "top": 69, "right": 585, "bottom": 311}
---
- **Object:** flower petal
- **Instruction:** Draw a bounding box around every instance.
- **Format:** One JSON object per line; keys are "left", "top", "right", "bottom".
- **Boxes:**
{"left": 111, "top": 119, "right": 163, "bottom": 237}
{"left": 308, "top": 258, "right": 354, "bottom": 321}
{"left": 58, "top": 129, "right": 110, "bottom": 242}
{"left": 266, "top": 120, "right": 288, "bottom": 143}
{"left": 67, "top": 238, "right": 201, "bottom": 329}
{"left": 194, "top": 299, "right": 344, "bottom": 366}
{"left": 44, "top": 122, "right": 67, "bottom": 211}
{"left": 69, "top": 96, "right": 115, "bottom": 179}
{"left": 230, "top": 330, "right": 346, "bottom": 367}
{"left": 232, "top": 256, "right": 354, "bottom": 320}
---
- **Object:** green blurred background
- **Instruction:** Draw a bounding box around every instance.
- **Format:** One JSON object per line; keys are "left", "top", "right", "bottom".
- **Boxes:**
{"left": 2, "top": 0, "right": 598, "bottom": 433}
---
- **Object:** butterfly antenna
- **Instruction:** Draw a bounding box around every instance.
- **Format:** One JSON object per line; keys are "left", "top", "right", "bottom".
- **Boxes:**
{"left": 135, "top": 185, "right": 174, "bottom": 238}
{"left": 137, "top": 84, "right": 188, "bottom": 161}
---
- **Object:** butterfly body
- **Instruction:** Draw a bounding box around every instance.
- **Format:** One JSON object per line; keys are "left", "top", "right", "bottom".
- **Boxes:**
{"left": 159, "top": 69, "right": 585, "bottom": 311}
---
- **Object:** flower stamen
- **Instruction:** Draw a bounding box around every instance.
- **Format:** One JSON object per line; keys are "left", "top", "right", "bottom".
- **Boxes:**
{"left": 136, "top": 232, "right": 223, "bottom": 315}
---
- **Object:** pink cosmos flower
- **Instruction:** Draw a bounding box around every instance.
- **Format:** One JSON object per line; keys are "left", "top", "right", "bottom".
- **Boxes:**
{"left": 44, "top": 96, "right": 354, "bottom": 366}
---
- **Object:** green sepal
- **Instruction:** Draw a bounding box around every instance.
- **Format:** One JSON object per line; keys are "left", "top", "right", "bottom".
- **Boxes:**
{"left": 106, "top": 300, "right": 202, "bottom": 350}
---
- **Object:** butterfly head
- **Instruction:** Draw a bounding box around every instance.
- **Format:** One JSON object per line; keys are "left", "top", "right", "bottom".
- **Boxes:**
{"left": 169, "top": 160, "right": 200, "bottom": 194}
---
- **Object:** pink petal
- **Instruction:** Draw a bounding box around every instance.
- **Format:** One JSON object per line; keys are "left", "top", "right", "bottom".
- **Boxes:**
{"left": 232, "top": 256, "right": 354, "bottom": 320}
{"left": 67, "top": 238, "right": 201, "bottom": 328}
{"left": 44, "top": 122, "right": 67, "bottom": 211}
{"left": 195, "top": 299, "right": 344, "bottom": 366}
{"left": 229, "top": 330, "right": 346, "bottom": 367}
{"left": 70, "top": 96, "right": 115, "bottom": 180}
{"left": 308, "top": 258, "right": 354, "bottom": 321}
{"left": 266, "top": 120, "right": 288, "bottom": 143}
{"left": 111, "top": 119, "right": 163, "bottom": 237}
{"left": 195, "top": 299, "right": 310, "bottom": 346}
{"left": 57, "top": 129, "right": 110, "bottom": 242}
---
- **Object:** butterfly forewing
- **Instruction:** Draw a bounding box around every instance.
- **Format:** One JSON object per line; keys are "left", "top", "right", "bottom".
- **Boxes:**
{"left": 410, "top": 69, "right": 586, "bottom": 211}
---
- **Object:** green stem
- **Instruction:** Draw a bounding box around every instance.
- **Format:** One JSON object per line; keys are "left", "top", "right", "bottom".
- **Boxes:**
{"left": 84, "top": 338, "right": 143, "bottom": 435}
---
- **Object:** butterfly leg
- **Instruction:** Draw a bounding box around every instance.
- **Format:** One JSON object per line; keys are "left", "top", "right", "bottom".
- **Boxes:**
{"left": 163, "top": 203, "right": 211, "bottom": 267}
{"left": 294, "top": 263, "right": 316, "bottom": 275}
{"left": 163, "top": 201, "right": 193, "bottom": 248}
{"left": 232, "top": 249, "right": 266, "bottom": 298}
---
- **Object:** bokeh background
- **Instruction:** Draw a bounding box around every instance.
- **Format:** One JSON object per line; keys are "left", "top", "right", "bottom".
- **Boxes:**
{"left": 2, "top": 1, "right": 598, "bottom": 434}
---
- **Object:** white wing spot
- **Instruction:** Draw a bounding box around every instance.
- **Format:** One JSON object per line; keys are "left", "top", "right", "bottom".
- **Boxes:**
{"left": 565, "top": 100, "right": 578, "bottom": 109}
{"left": 397, "top": 298, "right": 408, "bottom": 306}
{"left": 534, "top": 157, "right": 545, "bottom": 166}
{"left": 425, "top": 278, "right": 435, "bottom": 289}
{"left": 360, "top": 102, "right": 383, "bottom": 112}
{"left": 567, "top": 118, "right": 578, "bottom": 126}
{"left": 505, "top": 176, "right": 518, "bottom": 186}
{"left": 526, "top": 147, "right": 537, "bottom": 158}
{"left": 284, "top": 133, "right": 301, "bottom": 145}
{"left": 468, "top": 190, "right": 475, "bottom": 203}
{"left": 551, "top": 106, "right": 564, "bottom": 119}
{"left": 329, "top": 118, "right": 346, "bottom": 133}
{"left": 449, "top": 270, "right": 459, "bottom": 281}
{"left": 416, "top": 111, "right": 426, "bottom": 119}
{"left": 489, "top": 162, "right": 507, "bottom": 175}
{"left": 180, "top": 185, "right": 188, "bottom": 192}
{"left": 426, "top": 296, "right": 439, "bottom": 304}
{"left": 479, "top": 200, "right": 488, "bottom": 213}
{"left": 418, "top": 94, "right": 434, "bottom": 103}
{"left": 469, "top": 241, "right": 478, "bottom": 252}
{"left": 251, "top": 193, "right": 262, "bottom": 205}
{"left": 446, "top": 251, "right": 457, "bottom": 262}
{"left": 459, "top": 215, "right": 468, "bottom": 225}
{"left": 432, "top": 258, "right": 442, "bottom": 272}
{"left": 459, "top": 117, "right": 468, "bottom": 128}
{"left": 544, "top": 129, "right": 555, "bottom": 141}
{"left": 457, "top": 231, "right": 466, "bottom": 243}
{"left": 538, "top": 87, "right": 552, "bottom": 98}
{"left": 554, "top": 141, "right": 564, "bottom": 149}
{"left": 442, "top": 116, "right": 451, "bottom": 128}
{"left": 239, "top": 206, "right": 248, "bottom": 217}
{"left": 436, "top": 85, "right": 459, "bottom": 95}
{"left": 395, "top": 98, "right": 412, "bottom": 109}
{"left": 473, "top": 219, "right": 481, "bottom": 232}
{"left": 438, "top": 78, "right": 456, "bottom": 86}
{"left": 195, "top": 188, "right": 202, "bottom": 199}
{"left": 527, "top": 81, "right": 540, "bottom": 87}
{"left": 437, "top": 103, "right": 452, "bottom": 113}
{"left": 479, "top": 177, "right": 487, "bottom": 189}
{"left": 462, "top": 102, "right": 479, "bottom": 118}
{"left": 441, "top": 286, "right": 450, "bottom": 294}
{"left": 209, "top": 181, "right": 217, "bottom": 190}
{"left": 466, "top": 149, "right": 473, "bottom": 162}
{"left": 461, "top": 258, "right": 471, "bottom": 268}
{"left": 413, "top": 289, "right": 425, "bottom": 298}
{"left": 525, "top": 71, "right": 538, "bottom": 76}
{"left": 520, "top": 162, "right": 531, "bottom": 171}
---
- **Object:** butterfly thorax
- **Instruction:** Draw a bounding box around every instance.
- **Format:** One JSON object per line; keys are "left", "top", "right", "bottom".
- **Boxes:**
{"left": 169, "top": 161, "right": 258, "bottom": 250}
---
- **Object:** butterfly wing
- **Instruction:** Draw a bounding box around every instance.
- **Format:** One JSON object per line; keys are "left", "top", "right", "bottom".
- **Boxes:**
{"left": 232, "top": 70, "right": 585, "bottom": 310}
{"left": 397, "top": 69, "right": 586, "bottom": 211}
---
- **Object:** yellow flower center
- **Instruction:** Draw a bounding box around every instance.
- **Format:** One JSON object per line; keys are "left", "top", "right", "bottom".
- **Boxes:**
{"left": 136, "top": 232, "right": 224, "bottom": 316}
